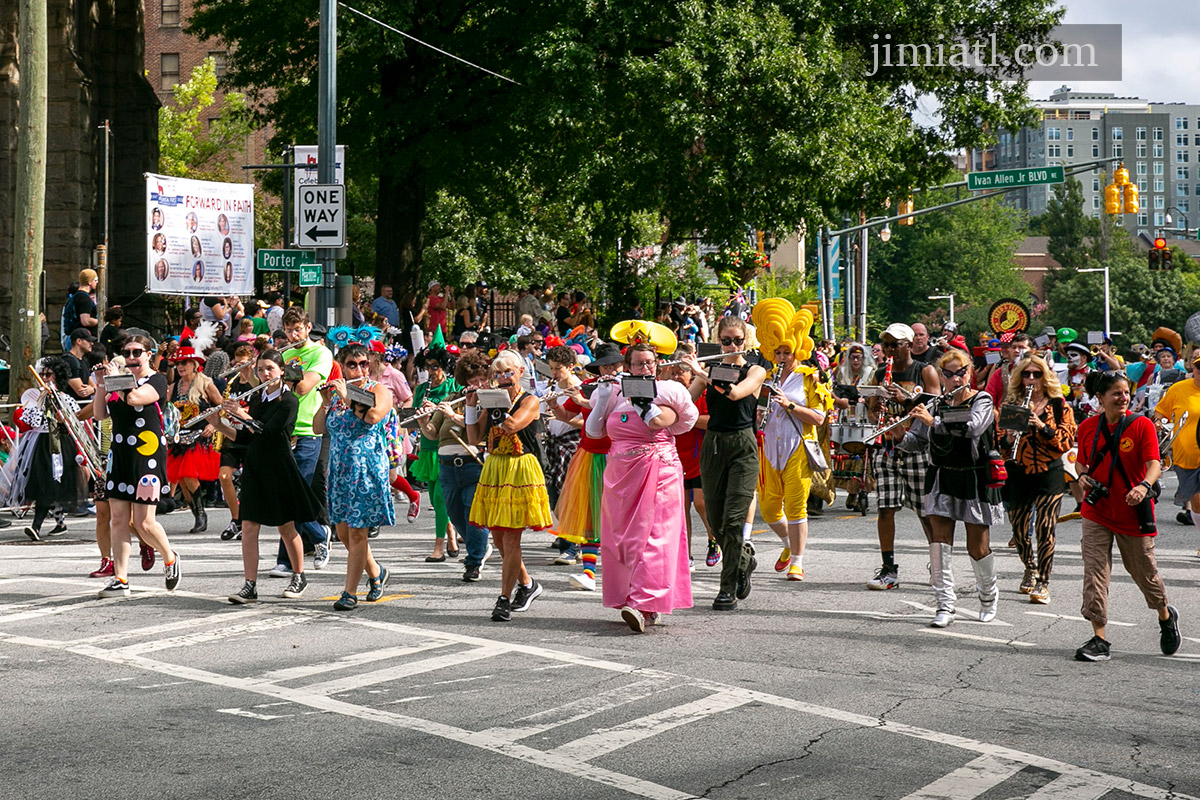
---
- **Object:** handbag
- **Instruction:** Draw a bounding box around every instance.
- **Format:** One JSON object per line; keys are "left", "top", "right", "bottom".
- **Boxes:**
{"left": 803, "top": 437, "right": 829, "bottom": 472}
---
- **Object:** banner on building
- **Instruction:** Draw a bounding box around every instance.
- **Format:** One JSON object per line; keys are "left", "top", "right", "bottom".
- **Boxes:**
{"left": 146, "top": 173, "right": 255, "bottom": 296}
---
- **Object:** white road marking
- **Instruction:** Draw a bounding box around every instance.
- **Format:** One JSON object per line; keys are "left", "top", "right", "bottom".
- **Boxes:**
{"left": 918, "top": 629, "right": 1037, "bottom": 647}
{"left": 898, "top": 601, "right": 1014, "bottom": 627}
{"left": 306, "top": 645, "right": 507, "bottom": 696}
{"left": 483, "top": 678, "right": 666, "bottom": 741}
{"left": 217, "top": 707, "right": 292, "bottom": 721}
{"left": 549, "top": 692, "right": 751, "bottom": 761}
{"left": 816, "top": 609, "right": 1014, "bottom": 628}
{"left": 253, "top": 640, "right": 452, "bottom": 683}
{"left": 1026, "top": 611, "right": 1136, "bottom": 627}
{"left": 900, "top": 754, "right": 1027, "bottom": 799}
{"left": 68, "top": 610, "right": 272, "bottom": 646}
{"left": 109, "top": 615, "right": 313, "bottom": 655}
{"left": 1026, "top": 774, "right": 1112, "bottom": 799}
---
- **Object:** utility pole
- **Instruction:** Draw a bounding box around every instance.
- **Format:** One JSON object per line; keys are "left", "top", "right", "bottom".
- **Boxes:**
{"left": 315, "top": 0, "right": 338, "bottom": 328}
{"left": 10, "top": 0, "right": 48, "bottom": 401}
{"left": 96, "top": 119, "right": 111, "bottom": 314}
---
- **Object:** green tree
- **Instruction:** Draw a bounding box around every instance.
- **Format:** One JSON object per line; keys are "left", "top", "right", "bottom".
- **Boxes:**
{"left": 1038, "top": 178, "right": 1099, "bottom": 270}
{"left": 190, "top": 0, "right": 1062, "bottom": 294}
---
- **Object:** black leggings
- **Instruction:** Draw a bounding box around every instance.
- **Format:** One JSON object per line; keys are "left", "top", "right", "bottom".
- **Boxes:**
{"left": 32, "top": 502, "right": 52, "bottom": 534}
{"left": 1011, "top": 493, "right": 1063, "bottom": 581}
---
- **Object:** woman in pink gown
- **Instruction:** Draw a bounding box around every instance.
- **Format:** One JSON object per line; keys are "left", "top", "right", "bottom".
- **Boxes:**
{"left": 587, "top": 342, "right": 698, "bottom": 632}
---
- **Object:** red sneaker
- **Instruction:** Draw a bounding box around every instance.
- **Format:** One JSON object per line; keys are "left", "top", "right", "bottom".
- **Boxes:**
{"left": 140, "top": 543, "right": 155, "bottom": 571}
{"left": 89, "top": 557, "right": 114, "bottom": 578}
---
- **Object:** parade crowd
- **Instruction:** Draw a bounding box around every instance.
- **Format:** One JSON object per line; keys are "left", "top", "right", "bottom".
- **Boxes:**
{"left": 9, "top": 269, "right": 1194, "bottom": 660}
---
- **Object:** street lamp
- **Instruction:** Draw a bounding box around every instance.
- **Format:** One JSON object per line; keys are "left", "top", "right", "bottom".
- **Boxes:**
{"left": 928, "top": 293, "right": 955, "bottom": 326}
{"left": 1078, "top": 266, "right": 1111, "bottom": 337}
{"left": 1165, "top": 207, "right": 1191, "bottom": 237}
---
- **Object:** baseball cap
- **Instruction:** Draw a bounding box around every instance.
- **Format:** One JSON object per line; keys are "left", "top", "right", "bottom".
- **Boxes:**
{"left": 882, "top": 323, "right": 914, "bottom": 342}
{"left": 70, "top": 328, "right": 97, "bottom": 343}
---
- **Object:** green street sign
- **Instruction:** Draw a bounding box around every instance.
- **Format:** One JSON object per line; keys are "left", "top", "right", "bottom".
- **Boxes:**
{"left": 966, "top": 166, "right": 1064, "bottom": 192}
{"left": 299, "top": 263, "right": 322, "bottom": 288}
{"left": 256, "top": 248, "right": 316, "bottom": 271}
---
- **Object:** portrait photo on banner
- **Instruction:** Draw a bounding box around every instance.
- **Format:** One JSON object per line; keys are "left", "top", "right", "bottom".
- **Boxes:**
{"left": 145, "top": 173, "right": 255, "bottom": 296}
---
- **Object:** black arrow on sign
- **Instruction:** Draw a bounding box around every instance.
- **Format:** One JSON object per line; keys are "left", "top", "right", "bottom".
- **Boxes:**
{"left": 305, "top": 225, "right": 338, "bottom": 239}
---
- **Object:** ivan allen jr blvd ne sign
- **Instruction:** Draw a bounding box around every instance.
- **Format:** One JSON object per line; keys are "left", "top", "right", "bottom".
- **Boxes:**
{"left": 967, "top": 166, "right": 1065, "bottom": 191}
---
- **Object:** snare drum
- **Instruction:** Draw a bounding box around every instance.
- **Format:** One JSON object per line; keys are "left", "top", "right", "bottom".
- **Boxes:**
{"left": 832, "top": 420, "right": 870, "bottom": 455}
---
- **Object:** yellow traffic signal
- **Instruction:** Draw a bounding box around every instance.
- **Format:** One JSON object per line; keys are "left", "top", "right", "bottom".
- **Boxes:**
{"left": 1114, "top": 164, "right": 1130, "bottom": 187}
{"left": 1122, "top": 184, "right": 1139, "bottom": 214}
{"left": 1104, "top": 184, "right": 1121, "bottom": 214}
{"left": 898, "top": 197, "right": 914, "bottom": 225}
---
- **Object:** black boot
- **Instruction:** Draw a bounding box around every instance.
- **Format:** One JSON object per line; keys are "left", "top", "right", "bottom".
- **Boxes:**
{"left": 188, "top": 492, "right": 208, "bottom": 533}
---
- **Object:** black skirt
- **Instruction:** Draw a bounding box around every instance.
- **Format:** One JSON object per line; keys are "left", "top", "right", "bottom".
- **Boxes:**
{"left": 237, "top": 392, "right": 324, "bottom": 528}
{"left": 1003, "top": 462, "right": 1066, "bottom": 502}
{"left": 22, "top": 430, "right": 83, "bottom": 506}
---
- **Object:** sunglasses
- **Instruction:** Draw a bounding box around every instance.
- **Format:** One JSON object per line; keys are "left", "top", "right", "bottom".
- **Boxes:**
{"left": 1022, "top": 370, "right": 1044, "bottom": 378}
{"left": 494, "top": 369, "right": 516, "bottom": 379}
{"left": 532, "top": 339, "right": 545, "bottom": 345}
{"left": 344, "top": 359, "right": 370, "bottom": 369}
{"left": 941, "top": 365, "right": 970, "bottom": 378}
{"left": 720, "top": 337, "right": 744, "bottom": 346}
{"left": 122, "top": 349, "right": 146, "bottom": 358}
{"left": 39, "top": 371, "right": 54, "bottom": 378}
{"left": 881, "top": 340, "right": 901, "bottom": 349}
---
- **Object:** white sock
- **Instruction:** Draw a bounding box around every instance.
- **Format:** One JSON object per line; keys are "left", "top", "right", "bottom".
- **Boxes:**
{"left": 742, "top": 522, "right": 753, "bottom": 540}
{"left": 790, "top": 554, "right": 804, "bottom": 569}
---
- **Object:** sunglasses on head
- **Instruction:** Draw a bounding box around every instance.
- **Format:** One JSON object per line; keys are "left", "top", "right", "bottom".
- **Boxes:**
{"left": 720, "top": 337, "right": 744, "bottom": 346}
{"left": 941, "top": 365, "right": 969, "bottom": 378}
{"left": 1022, "top": 370, "right": 1044, "bottom": 378}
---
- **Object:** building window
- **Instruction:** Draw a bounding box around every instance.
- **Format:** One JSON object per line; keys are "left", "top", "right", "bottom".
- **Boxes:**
{"left": 1137, "top": 143, "right": 1147, "bottom": 158}
{"left": 160, "top": 53, "right": 180, "bottom": 90}
{"left": 1177, "top": 117, "right": 1189, "bottom": 130}
{"left": 209, "top": 51, "right": 228, "bottom": 79}
{"left": 1179, "top": 200, "right": 1191, "bottom": 213}
{"left": 1178, "top": 151, "right": 1190, "bottom": 163}
{"left": 1154, "top": 212, "right": 1165, "bottom": 226}
{"left": 1092, "top": 128, "right": 1100, "bottom": 141}
{"left": 1154, "top": 161, "right": 1164, "bottom": 175}
{"left": 1178, "top": 166, "right": 1190, "bottom": 180}
{"left": 1154, "top": 143, "right": 1164, "bottom": 158}
{"left": 1112, "top": 127, "right": 1123, "bottom": 140}
{"left": 1154, "top": 195, "right": 1165, "bottom": 210}
{"left": 1154, "top": 127, "right": 1164, "bottom": 141}
{"left": 1178, "top": 133, "right": 1190, "bottom": 147}
{"left": 1092, "top": 143, "right": 1100, "bottom": 157}
{"left": 1136, "top": 127, "right": 1146, "bottom": 141}
{"left": 1138, "top": 179, "right": 1148, "bottom": 193}
{"left": 1112, "top": 143, "right": 1123, "bottom": 158}
{"left": 1047, "top": 127, "right": 1061, "bottom": 141}
{"left": 161, "top": 0, "right": 180, "bottom": 26}
{"left": 1092, "top": 177, "right": 1100, "bottom": 192}
{"left": 1137, "top": 162, "right": 1147, "bottom": 175}
{"left": 1092, "top": 195, "right": 1100, "bottom": 209}
{"left": 1178, "top": 184, "right": 1191, "bottom": 196}
{"left": 1066, "top": 144, "right": 1074, "bottom": 158}
{"left": 1067, "top": 128, "right": 1074, "bottom": 141}
{"left": 1048, "top": 144, "right": 1061, "bottom": 157}
{"left": 1155, "top": 178, "right": 1165, "bottom": 192}
{"left": 1138, "top": 213, "right": 1148, "bottom": 226}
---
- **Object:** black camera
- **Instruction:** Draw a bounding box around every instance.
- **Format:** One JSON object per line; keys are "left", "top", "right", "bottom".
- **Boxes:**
{"left": 1083, "top": 480, "right": 1108, "bottom": 506}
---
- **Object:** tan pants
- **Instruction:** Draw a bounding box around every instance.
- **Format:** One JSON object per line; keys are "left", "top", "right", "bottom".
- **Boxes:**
{"left": 1080, "top": 518, "right": 1168, "bottom": 627}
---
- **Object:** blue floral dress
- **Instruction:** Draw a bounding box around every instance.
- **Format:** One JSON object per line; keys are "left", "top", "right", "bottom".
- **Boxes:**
{"left": 326, "top": 383, "right": 396, "bottom": 528}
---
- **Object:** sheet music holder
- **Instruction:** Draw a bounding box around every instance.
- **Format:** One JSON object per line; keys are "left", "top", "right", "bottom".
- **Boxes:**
{"left": 346, "top": 384, "right": 376, "bottom": 408}
{"left": 104, "top": 374, "right": 136, "bottom": 392}
{"left": 621, "top": 375, "right": 657, "bottom": 399}
{"left": 477, "top": 389, "right": 512, "bottom": 410}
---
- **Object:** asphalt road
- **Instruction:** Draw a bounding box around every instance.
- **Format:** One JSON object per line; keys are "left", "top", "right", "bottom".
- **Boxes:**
{"left": 2, "top": 485, "right": 1198, "bottom": 800}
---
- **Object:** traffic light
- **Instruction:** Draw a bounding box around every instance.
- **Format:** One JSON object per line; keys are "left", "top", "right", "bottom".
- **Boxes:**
{"left": 1149, "top": 237, "right": 1171, "bottom": 270}
{"left": 1114, "top": 164, "right": 1130, "bottom": 186}
{"left": 1123, "top": 184, "right": 1139, "bottom": 214}
{"left": 1163, "top": 245, "right": 1174, "bottom": 270}
{"left": 898, "top": 197, "right": 914, "bottom": 225}
{"left": 1104, "top": 184, "right": 1121, "bottom": 214}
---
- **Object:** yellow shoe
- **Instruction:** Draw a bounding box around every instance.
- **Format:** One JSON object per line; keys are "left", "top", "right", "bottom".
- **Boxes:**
{"left": 787, "top": 564, "right": 805, "bottom": 581}
{"left": 774, "top": 548, "right": 791, "bottom": 572}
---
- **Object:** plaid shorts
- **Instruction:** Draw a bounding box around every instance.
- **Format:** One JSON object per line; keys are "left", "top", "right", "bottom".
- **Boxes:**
{"left": 870, "top": 446, "right": 930, "bottom": 513}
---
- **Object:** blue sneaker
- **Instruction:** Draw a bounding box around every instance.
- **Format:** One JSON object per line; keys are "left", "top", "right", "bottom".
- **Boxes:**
{"left": 553, "top": 544, "right": 580, "bottom": 565}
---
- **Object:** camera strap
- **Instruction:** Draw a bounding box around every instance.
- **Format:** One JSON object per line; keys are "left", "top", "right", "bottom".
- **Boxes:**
{"left": 1088, "top": 413, "right": 1133, "bottom": 492}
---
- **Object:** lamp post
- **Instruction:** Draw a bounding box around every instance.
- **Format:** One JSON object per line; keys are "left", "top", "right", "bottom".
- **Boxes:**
{"left": 1078, "top": 266, "right": 1111, "bottom": 336}
{"left": 1165, "top": 207, "right": 1191, "bottom": 238}
{"left": 928, "top": 293, "right": 955, "bottom": 326}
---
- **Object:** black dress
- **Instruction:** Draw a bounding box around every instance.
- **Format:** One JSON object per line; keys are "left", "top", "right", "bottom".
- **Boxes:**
{"left": 106, "top": 373, "right": 171, "bottom": 505}
{"left": 236, "top": 388, "right": 324, "bottom": 527}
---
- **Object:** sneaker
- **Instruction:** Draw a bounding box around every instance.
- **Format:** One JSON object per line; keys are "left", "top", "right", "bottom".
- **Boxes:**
{"left": 163, "top": 554, "right": 181, "bottom": 591}
{"left": 553, "top": 545, "right": 580, "bottom": 565}
{"left": 282, "top": 572, "right": 308, "bottom": 599}
{"left": 1160, "top": 605, "right": 1182, "bottom": 656}
{"left": 463, "top": 564, "right": 481, "bottom": 582}
{"left": 268, "top": 563, "right": 293, "bottom": 578}
{"left": 89, "top": 558, "right": 114, "bottom": 578}
{"left": 867, "top": 564, "right": 900, "bottom": 590}
{"left": 735, "top": 545, "right": 757, "bottom": 600}
{"left": 620, "top": 605, "right": 645, "bottom": 633}
{"left": 712, "top": 591, "right": 738, "bottom": 611}
{"left": 97, "top": 577, "right": 130, "bottom": 598}
{"left": 1177, "top": 510, "right": 1193, "bottom": 526}
{"left": 367, "top": 527, "right": 380, "bottom": 539}
{"left": 1019, "top": 567, "right": 1036, "bottom": 594}
{"left": 705, "top": 541, "right": 721, "bottom": 567}
{"left": 491, "top": 595, "right": 512, "bottom": 622}
{"left": 366, "top": 566, "right": 390, "bottom": 602}
{"left": 1075, "top": 635, "right": 1111, "bottom": 662}
{"left": 220, "top": 520, "right": 242, "bottom": 541}
{"left": 568, "top": 573, "right": 596, "bottom": 591}
{"left": 333, "top": 590, "right": 358, "bottom": 611}
{"left": 787, "top": 564, "right": 805, "bottom": 582}
{"left": 1028, "top": 581, "right": 1050, "bottom": 605}
{"left": 645, "top": 612, "right": 661, "bottom": 626}
{"left": 229, "top": 580, "right": 258, "bottom": 604}
{"left": 48, "top": 519, "right": 68, "bottom": 535}
{"left": 407, "top": 500, "right": 421, "bottom": 523}
{"left": 313, "top": 542, "right": 331, "bottom": 571}
{"left": 931, "top": 608, "right": 956, "bottom": 628}
{"left": 140, "top": 543, "right": 155, "bottom": 571}
{"left": 511, "top": 579, "right": 543, "bottom": 612}
{"left": 23, "top": 526, "right": 41, "bottom": 542}
{"left": 689, "top": 557, "right": 695, "bottom": 573}
{"left": 774, "top": 547, "right": 791, "bottom": 572}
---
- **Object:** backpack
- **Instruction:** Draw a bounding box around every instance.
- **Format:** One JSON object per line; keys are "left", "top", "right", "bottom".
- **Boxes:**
{"left": 60, "top": 289, "right": 81, "bottom": 347}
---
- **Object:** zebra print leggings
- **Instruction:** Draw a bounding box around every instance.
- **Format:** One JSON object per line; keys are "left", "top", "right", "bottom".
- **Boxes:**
{"left": 1010, "top": 493, "right": 1063, "bottom": 581}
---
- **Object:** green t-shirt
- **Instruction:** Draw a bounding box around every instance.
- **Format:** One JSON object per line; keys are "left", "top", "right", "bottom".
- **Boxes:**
{"left": 287, "top": 340, "right": 333, "bottom": 437}
{"left": 251, "top": 316, "right": 270, "bottom": 335}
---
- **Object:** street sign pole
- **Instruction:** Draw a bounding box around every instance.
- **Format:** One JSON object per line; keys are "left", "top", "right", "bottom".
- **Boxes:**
{"left": 316, "top": 0, "right": 337, "bottom": 328}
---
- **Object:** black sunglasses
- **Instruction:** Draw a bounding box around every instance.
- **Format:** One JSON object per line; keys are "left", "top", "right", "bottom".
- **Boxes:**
{"left": 1022, "top": 370, "right": 1044, "bottom": 378}
{"left": 720, "top": 337, "right": 744, "bottom": 346}
{"left": 881, "top": 340, "right": 901, "bottom": 349}
{"left": 344, "top": 359, "right": 370, "bottom": 369}
{"left": 122, "top": 348, "right": 146, "bottom": 358}
{"left": 941, "top": 365, "right": 969, "bottom": 378}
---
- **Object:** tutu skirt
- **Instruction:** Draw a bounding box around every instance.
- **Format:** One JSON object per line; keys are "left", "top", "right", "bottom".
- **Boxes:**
{"left": 167, "top": 443, "right": 219, "bottom": 483}
{"left": 470, "top": 452, "right": 553, "bottom": 531}
{"left": 553, "top": 450, "right": 605, "bottom": 544}
{"left": 410, "top": 446, "right": 439, "bottom": 483}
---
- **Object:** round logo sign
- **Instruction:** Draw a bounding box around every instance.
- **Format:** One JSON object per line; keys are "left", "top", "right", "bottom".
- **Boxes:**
{"left": 988, "top": 299, "right": 1030, "bottom": 334}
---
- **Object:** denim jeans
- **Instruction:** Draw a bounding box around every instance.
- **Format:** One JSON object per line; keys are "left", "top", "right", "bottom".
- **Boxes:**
{"left": 439, "top": 455, "right": 489, "bottom": 567}
{"left": 276, "top": 434, "right": 328, "bottom": 568}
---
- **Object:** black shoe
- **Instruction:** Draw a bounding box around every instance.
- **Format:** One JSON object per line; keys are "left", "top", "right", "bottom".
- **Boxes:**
{"left": 164, "top": 553, "right": 181, "bottom": 592}
{"left": 188, "top": 495, "right": 207, "bottom": 533}
{"left": 1075, "top": 635, "right": 1111, "bottom": 662}
{"left": 220, "top": 520, "right": 242, "bottom": 541}
{"left": 23, "top": 526, "right": 41, "bottom": 542}
{"left": 367, "top": 526, "right": 380, "bottom": 539}
{"left": 491, "top": 595, "right": 512, "bottom": 622}
{"left": 712, "top": 591, "right": 738, "bottom": 611}
{"left": 49, "top": 519, "right": 68, "bottom": 535}
{"left": 229, "top": 580, "right": 258, "bottom": 604}
{"left": 1160, "top": 605, "right": 1182, "bottom": 656}
{"left": 735, "top": 545, "right": 757, "bottom": 600}
{"left": 511, "top": 579, "right": 543, "bottom": 612}
{"left": 463, "top": 565, "right": 481, "bottom": 582}
{"left": 0, "top": 516, "right": 11, "bottom": 528}
{"left": 1177, "top": 510, "right": 1193, "bottom": 526}
{"left": 282, "top": 572, "right": 308, "bottom": 599}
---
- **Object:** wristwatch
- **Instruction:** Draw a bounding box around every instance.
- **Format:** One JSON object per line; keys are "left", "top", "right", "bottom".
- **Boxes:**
{"left": 1139, "top": 480, "right": 1153, "bottom": 491}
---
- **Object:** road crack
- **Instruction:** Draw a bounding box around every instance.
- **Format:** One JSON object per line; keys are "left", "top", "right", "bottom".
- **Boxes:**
{"left": 698, "top": 724, "right": 843, "bottom": 797}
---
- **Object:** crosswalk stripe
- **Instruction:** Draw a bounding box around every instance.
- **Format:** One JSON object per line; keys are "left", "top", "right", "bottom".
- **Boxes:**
{"left": 1026, "top": 774, "right": 1112, "bottom": 799}
{"left": 307, "top": 645, "right": 507, "bottom": 696}
{"left": 900, "top": 754, "right": 1028, "bottom": 799}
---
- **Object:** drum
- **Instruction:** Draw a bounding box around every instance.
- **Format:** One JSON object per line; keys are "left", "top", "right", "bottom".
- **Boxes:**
{"left": 831, "top": 421, "right": 870, "bottom": 455}
{"left": 1061, "top": 446, "right": 1079, "bottom": 480}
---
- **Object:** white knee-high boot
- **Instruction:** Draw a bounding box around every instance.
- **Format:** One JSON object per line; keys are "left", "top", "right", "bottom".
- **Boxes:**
{"left": 929, "top": 542, "right": 956, "bottom": 628}
{"left": 972, "top": 552, "right": 999, "bottom": 622}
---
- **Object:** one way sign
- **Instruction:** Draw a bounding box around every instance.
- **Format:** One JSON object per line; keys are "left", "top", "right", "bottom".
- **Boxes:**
{"left": 296, "top": 184, "right": 345, "bottom": 248}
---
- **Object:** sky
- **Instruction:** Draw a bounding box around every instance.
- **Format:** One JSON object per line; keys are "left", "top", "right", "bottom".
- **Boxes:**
{"left": 1026, "top": 0, "right": 1200, "bottom": 104}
